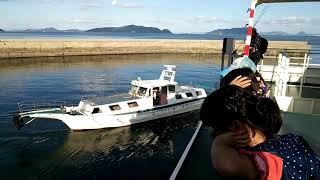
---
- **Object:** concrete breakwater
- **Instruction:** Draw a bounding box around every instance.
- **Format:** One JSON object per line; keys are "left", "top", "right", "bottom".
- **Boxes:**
{"left": 0, "top": 39, "right": 310, "bottom": 59}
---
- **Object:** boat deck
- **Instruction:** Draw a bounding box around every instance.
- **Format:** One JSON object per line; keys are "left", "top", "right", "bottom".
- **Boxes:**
{"left": 176, "top": 112, "right": 320, "bottom": 180}
{"left": 87, "top": 93, "right": 135, "bottom": 105}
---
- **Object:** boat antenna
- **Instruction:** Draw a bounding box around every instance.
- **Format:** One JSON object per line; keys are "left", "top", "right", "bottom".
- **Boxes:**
{"left": 232, "top": 43, "right": 242, "bottom": 54}
{"left": 254, "top": 5, "right": 269, "bottom": 27}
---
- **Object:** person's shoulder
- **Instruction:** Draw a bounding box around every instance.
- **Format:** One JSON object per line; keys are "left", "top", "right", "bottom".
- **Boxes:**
{"left": 279, "top": 133, "right": 297, "bottom": 139}
{"left": 279, "top": 133, "right": 304, "bottom": 142}
{"left": 279, "top": 134, "right": 317, "bottom": 153}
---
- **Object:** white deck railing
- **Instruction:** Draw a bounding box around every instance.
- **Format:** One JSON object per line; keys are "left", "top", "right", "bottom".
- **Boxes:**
{"left": 270, "top": 53, "right": 320, "bottom": 115}
{"left": 17, "top": 100, "right": 72, "bottom": 113}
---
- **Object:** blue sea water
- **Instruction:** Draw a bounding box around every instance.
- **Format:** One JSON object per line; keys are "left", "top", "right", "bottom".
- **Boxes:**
{"left": 0, "top": 54, "right": 220, "bottom": 180}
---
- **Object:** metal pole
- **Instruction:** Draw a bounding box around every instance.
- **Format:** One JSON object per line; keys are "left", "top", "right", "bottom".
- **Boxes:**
{"left": 299, "top": 53, "right": 308, "bottom": 98}
{"left": 221, "top": 53, "right": 225, "bottom": 71}
{"left": 169, "top": 121, "right": 203, "bottom": 180}
{"left": 244, "top": 0, "right": 258, "bottom": 57}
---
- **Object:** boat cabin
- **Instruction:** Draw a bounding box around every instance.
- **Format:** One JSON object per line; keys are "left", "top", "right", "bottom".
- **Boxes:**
{"left": 128, "top": 65, "right": 204, "bottom": 106}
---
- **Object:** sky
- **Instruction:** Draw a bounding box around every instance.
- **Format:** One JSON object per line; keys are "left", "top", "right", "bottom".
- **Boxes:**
{"left": 0, "top": 0, "right": 320, "bottom": 34}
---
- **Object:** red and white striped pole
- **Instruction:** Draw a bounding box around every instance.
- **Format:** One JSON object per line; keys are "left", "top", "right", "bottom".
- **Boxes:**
{"left": 244, "top": 0, "right": 258, "bottom": 57}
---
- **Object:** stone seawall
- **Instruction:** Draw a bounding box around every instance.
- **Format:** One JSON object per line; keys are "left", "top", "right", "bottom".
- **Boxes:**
{"left": 0, "top": 39, "right": 310, "bottom": 59}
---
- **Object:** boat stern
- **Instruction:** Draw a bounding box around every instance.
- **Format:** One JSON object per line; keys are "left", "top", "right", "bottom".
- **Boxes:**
{"left": 13, "top": 107, "right": 70, "bottom": 130}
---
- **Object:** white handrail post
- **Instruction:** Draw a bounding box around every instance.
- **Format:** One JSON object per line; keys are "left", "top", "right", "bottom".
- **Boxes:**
{"left": 283, "top": 56, "right": 289, "bottom": 96}
{"left": 274, "top": 53, "right": 282, "bottom": 96}
{"left": 299, "top": 53, "right": 308, "bottom": 97}
{"left": 259, "top": 58, "right": 264, "bottom": 72}
{"left": 169, "top": 121, "right": 203, "bottom": 180}
{"left": 275, "top": 53, "right": 290, "bottom": 97}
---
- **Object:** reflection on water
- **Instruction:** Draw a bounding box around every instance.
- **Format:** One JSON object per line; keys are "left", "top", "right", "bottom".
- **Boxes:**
{"left": 1, "top": 112, "right": 201, "bottom": 179}
{"left": 0, "top": 54, "right": 220, "bottom": 179}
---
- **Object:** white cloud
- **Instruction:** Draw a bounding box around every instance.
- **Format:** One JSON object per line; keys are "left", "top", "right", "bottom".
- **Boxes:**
{"left": 310, "top": 17, "right": 320, "bottom": 24}
{"left": 80, "top": 2, "right": 101, "bottom": 10}
{"left": 256, "top": 16, "right": 320, "bottom": 34}
{"left": 148, "top": 19, "right": 175, "bottom": 26}
{"left": 66, "top": 18, "right": 113, "bottom": 25}
{"left": 37, "top": 0, "right": 64, "bottom": 4}
{"left": 186, "top": 16, "right": 230, "bottom": 24}
{"left": 69, "top": 18, "right": 96, "bottom": 24}
{"left": 264, "top": 16, "right": 312, "bottom": 26}
{"left": 111, "top": 0, "right": 142, "bottom": 8}
{"left": 112, "top": 0, "right": 117, "bottom": 6}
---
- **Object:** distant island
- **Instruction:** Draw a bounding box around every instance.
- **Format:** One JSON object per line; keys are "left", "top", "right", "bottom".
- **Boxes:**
{"left": 206, "top": 27, "right": 312, "bottom": 36}
{"left": 1, "top": 26, "right": 315, "bottom": 36}
{"left": 260, "top": 31, "right": 290, "bottom": 36}
{"left": 86, "top": 25, "right": 172, "bottom": 34}
{"left": 206, "top": 27, "right": 246, "bottom": 36}
{"left": 21, "top": 27, "right": 83, "bottom": 33}
{"left": 7, "top": 25, "right": 172, "bottom": 34}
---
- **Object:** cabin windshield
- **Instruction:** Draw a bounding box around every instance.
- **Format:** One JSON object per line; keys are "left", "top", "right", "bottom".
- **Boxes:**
{"left": 137, "top": 87, "right": 148, "bottom": 97}
{"left": 129, "top": 85, "right": 138, "bottom": 94}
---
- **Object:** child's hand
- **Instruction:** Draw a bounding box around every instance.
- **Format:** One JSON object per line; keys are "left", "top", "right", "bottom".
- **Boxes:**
{"left": 229, "top": 76, "right": 251, "bottom": 88}
{"left": 214, "top": 129, "right": 251, "bottom": 148}
{"left": 233, "top": 129, "right": 251, "bottom": 148}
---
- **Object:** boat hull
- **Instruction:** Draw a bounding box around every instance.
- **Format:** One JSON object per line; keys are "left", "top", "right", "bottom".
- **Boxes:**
{"left": 25, "top": 99, "right": 204, "bottom": 130}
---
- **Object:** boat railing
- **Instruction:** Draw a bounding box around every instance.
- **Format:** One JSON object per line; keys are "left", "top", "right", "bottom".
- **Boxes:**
{"left": 259, "top": 52, "right": 311, "bottom": 71}
{"left": 17, "top": 100, "right": 75, "bottom": 113}
{"left": 272, "top": 52, "right": 320, "bottom": 114}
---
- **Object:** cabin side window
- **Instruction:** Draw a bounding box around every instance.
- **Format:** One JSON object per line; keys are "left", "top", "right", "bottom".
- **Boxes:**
{"left": 129, "top": 85, "right": 138, "bottom": 94}
{"left": 196, "top": 91, "right": 202, "bottom": 96}
{"left": 137, "top": 87, "right": 148, "bottom": 97}
{"left": 109, "top": 105, "right": 121, "bottom": 111}
{"left": 92, "top": 107, "right": 102, "bottom": 114}
{"left": 163, "top": 71, "right": 173, "bottom": 81}
{"left": 168, "top": 85, "right": 175, "bottom": 93}
{"left": 175, "top": 94, "right": 182, "bottom": 99}
{"left": 165, "top": 71, "right": 173, "bottom": 76}
{"left": 186, "top": 92, "right": 193, "bottom": 97}
{"left": 128, "top": 102, "right": 138, "bottom": 108}
{"left": 164, "top": 76, "right": 171, "bottom": 81}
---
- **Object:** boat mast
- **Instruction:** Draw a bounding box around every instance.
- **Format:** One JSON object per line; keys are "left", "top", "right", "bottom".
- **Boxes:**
{"left": 244, "top": 0, "right": 258, "bottom": 58}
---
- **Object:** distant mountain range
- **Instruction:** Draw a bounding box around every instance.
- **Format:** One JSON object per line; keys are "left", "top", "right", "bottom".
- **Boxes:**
{"left": 206, "top": 27, "right": 246, "bottom": 36}
{"left": 6, "top": 25, "right": 172, "bottom": 34}
{"left": 21, "top": 27, "right": 83, "bottom": 33}
{"left": 206, "top": 27, "right": 313, "bottom": 36}
{"left": 86, "top": 25, "right": 172, "bottom": 34}
{"left": 260, "top": 31, "right": 290, "bottom": 36}
{"left": 0, "top": 26, "right": 315, "bottom": 36}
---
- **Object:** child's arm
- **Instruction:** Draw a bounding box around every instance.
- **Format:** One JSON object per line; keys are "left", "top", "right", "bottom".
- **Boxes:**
{"left": 211, "top": 130, "right": 258, "bottom": 179}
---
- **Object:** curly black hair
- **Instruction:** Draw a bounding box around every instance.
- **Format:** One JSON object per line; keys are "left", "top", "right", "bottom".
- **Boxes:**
{"left": 200, "top": 85, "right": 282, "bottom": 138}
{"left": 220, "top": 67, "right": 267, "bottom": 97}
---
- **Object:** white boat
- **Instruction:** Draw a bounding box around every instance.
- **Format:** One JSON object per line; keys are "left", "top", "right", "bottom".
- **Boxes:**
{"left": 14, "top": 65, "right": 207, "bottom": 131}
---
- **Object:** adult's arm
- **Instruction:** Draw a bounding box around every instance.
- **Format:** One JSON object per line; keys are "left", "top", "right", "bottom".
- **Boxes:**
{"left": 211, "top": 131, "right": 259, "bottom": 179}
